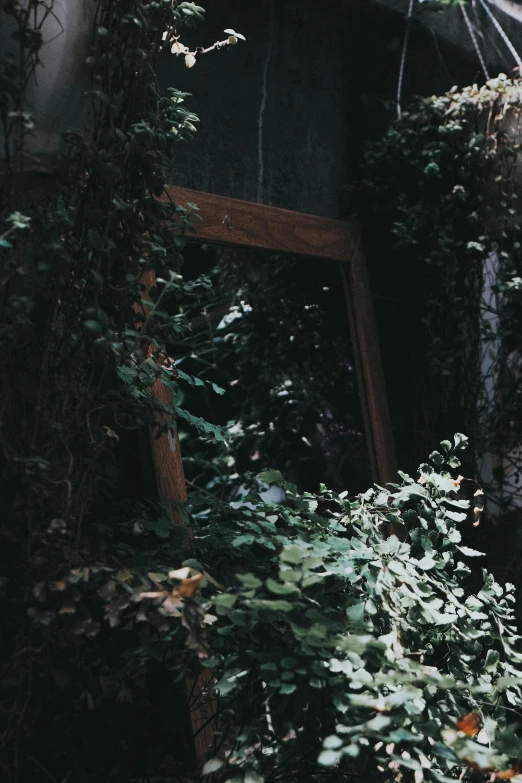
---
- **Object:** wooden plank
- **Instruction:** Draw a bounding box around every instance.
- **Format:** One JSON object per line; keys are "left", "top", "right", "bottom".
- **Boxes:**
{"left": 342, "top": 265, "right": 379, "bottom": 485}
{"left": 163, "top": 186, "right": 397, "bottom": 485}
{"left": 135, "top": 270, "right": 218, "bottom": 767}
{"left": 135, "top": 270, "right": 189, "bottom": 521}
{"left": 162, "top": 186, "right": 358, "bottom": 263}
{"left": 340, "top": 234, "right": 398, "bottom": 486}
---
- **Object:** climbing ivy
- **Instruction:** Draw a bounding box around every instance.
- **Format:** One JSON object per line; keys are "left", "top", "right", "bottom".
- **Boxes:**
{"left": 2, "top": 3, "right": 522, "bottom": 783}
{"left": 0, "top": 1, "right": 239, "bottom": 778}
{"left": 357, "top": 75, "right": 522, "bottom": 519}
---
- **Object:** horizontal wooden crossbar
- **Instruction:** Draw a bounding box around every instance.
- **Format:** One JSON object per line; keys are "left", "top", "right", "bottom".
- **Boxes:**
{"left": 161, "top": 186, "right": 358, "bottom": 263}
{"left": 163, "top": 185, "right": 397, "bottom": 486}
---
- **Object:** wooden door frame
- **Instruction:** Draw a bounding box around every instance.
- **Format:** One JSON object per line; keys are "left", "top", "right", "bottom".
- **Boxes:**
{"left": 158, "top": 186, "right": 397, "bottom": 488}
{"left": 145, "top": 187, "right": 397, "bottom": 765}
{"left": 131, "top": 187, "right": 400, "bottom": 768}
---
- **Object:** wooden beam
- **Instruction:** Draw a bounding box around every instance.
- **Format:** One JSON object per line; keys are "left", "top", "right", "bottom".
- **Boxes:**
{"left": 135, "top": 270, "right": 218, "bottom": 767}
{"left": 341, "top": 235, "right": 397, "bottom": 486}
{"left": 164, "top": 186, "right": 397, "bottom": 487}
{"left": 135, "top": 270, "right": 189, "bottom": 520}
{"left": 162, "top": 186, "right": 358, "bottom": 263}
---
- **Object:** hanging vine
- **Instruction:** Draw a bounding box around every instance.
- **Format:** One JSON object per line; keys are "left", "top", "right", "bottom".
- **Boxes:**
{"left": 357, "top": 75, "right": 522, "bottom": 519}
{"left": 2, "top": 3, "right": 522, "bottom": 783}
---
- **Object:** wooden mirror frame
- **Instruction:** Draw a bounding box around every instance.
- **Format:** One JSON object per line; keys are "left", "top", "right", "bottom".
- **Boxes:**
{"left": 141, "top": 187, "right": 398, "bottom": 765}
{"left": 148, "top": 186, "right": 397, "bottom": 508}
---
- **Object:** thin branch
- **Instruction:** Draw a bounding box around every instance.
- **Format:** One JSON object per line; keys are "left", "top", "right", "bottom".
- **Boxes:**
{"left": 396, "top": 0, "right": 414, "bottom": 121}
{"left": 460, "top": 1, "right": 491, "bottom": 79}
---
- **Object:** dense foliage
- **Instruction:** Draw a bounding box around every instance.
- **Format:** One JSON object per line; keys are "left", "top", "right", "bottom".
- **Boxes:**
{"left": 0, "top": 0, "right": 225, "bottom": 778}
{"left": 55, "top": 434, "right": 522, "bottom": 783}
{"left": 358, "top": 76, "right": 522, "bottom": 519}
{"left": 176, "top": 248, "right": 370, "bottom": 498}
{"left": 2, "top": 3, "right": 522, "bottom": 783}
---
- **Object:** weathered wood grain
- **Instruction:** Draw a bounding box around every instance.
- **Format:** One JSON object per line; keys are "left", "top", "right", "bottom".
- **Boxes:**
{"left": 164, "top": 186, "right": 397, "bottom": 487}
{"left": 135, "top": 270, "right": 217, "bottom": 766}
{"left": 341, "top": 237, "right": 398, "bottom": 486}
{"left": 162, "top": 186, "right": 358, "bottom": 262}
{"left": 135, "top": 269, "right": 188, "bottom": 515}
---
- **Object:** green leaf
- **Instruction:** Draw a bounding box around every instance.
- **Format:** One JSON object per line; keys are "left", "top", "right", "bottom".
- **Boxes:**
{"left": 417, "top": 556, "right": 436, "bottom": 570}
{"left": 265, "top": 578, "right": 300, "bottom": 596}
{"left": 202, "top": 758, "right": 224, "bottom": 775}
{"left": 214, "top": 593, "right": 237, "bottom": 609}
{"left": 445, "top": 510, "right": 467, "bottom": 522}
{"left": 457, "top": 545, "right": 484, "bottom": 557}
{"left": 244, "top": 772, "right": 264, "bottom": 783}
{"left": 454, "top": 433, "right": 469, "bottom": 449}
{"left": 323, "top": 735, "right": 344, "bottom": 749}
{"left": 236, "top": 573, "right": 262, "bottom": 589}
{"left": 246, "top": 599, "right": 293, "bottom": 612}
{"left": 232, "top": 535, "right": 254, "bottom": 547}
{"left": 257, "top": 469, "right": 284, "bottom": 485}
{"left": 182, "top": 558, "right": 204, "bottom": 570}
{"left": 281, "top": 546, "right": 307, "bottom": 564}
{"left": 366, "top": 715, "right": 391, "bottom": 731}
{"left": 318, "top": 750, "right": 341, "bottom": 767}
{"left": 174, "top": 406, "right": 225, "bottom": 441}
{"left": 484, "top": 649, "right": 500, "bottom": 672}
{"left": 83, "top": 320, "right": 102, "bottom": 336}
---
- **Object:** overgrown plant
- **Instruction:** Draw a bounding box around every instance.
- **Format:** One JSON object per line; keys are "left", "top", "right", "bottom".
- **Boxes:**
{"left": 175, "top": 248, "right": 370, "bottom": 497}
{"left": 0, "top": 0, "right": 237, "bottom": 778}
{"left": 58, "top": 434, "right": 522, "bottom": 783}
{"left": 2, "top": 2, "right": 522, "bottom": 783}
{"left": 357, "top": 75, "right": 522, "bottom": 519}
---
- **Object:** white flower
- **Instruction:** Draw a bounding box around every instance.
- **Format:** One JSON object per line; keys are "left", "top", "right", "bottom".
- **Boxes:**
{"left": 224, "top": 28, "right": 246, "bottom": 41}
{"left": 162, "top": 31, "right": 169, "bottom": 41}
{"left": 185, "top": 53, "right": 196, "bottom": 68}
{"left": 171, "top": 39, "right": 188, "bottom": 55}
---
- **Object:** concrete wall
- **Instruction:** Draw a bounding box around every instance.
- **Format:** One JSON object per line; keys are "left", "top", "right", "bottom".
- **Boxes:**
{"left": 375, "top": 0, "right": 522, "bottom": 75}
{"left": 0, "top": 0, "right": 94, "bottom": 158}
{"left": 158, "top": 0, "right": 354, "bottom": 218}
{"left": 158, "top": 0, "right": 516, "bottom": 218}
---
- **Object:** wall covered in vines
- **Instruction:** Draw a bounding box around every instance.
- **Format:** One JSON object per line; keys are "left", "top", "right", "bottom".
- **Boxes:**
{"left": 357, "top": 75, "right": 522, "bottom": 577}
{"left": 2, "top": 3, "right": 522, "bottom": 783}
{"left": 0, "top": 0, "right": 220, "bottom": 777}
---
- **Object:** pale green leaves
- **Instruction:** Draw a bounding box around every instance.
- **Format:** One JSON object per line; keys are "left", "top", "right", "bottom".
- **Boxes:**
{"left": 188, "top": 436, "right": 522, "bottom": 781}
{"left": 224, "top": 28, "right": 246, "bottom": 44}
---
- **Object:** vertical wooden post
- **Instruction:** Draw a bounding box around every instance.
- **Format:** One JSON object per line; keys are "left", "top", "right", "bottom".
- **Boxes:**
{"left": 340, "top": 228, "right": 397, "bottom": 486}
{"left": 136, "top": 269, "right": 218, "bottom": 767}
{"left": 136, "top": 270, "right": 188, "bottom": 517}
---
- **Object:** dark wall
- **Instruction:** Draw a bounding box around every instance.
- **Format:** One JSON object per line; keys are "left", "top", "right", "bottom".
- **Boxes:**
{"left": 158, "top": 0, "right": 502, "bottom": 473}
{"left": 159, "top": 0, "right": 493, "bottom": 218}
{"left": 158, "top": 0, "right": 353, "bottom": 218}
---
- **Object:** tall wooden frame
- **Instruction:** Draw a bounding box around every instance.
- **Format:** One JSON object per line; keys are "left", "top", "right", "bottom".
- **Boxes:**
{"left": 148, "top": 187, "right": 397, "bottom": 522}
{"left": 143, "top": 187, "right": 398, "bottom": 766}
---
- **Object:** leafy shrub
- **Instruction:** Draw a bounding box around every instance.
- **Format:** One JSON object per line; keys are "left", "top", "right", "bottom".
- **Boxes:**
{"left": 59, "top": 434, "right": 522, "bottom": 783}
{"left": 2, "top": 2, "right": 522, "bottom": 782}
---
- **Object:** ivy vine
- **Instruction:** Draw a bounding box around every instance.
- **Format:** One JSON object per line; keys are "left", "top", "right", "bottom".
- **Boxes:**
{"left": 2, "top": 3, "right": 522, "bottom": 783}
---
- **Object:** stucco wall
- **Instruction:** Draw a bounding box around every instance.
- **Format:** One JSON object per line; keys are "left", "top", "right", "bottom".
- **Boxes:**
{"left": 158, "top": 0, "right": 353, "bottom": 218}
{"left": 158, "top": 0, "right": 509, "bottom": 219}
{"left": 375, "top": 0, "right": 522, "bottom": 74}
